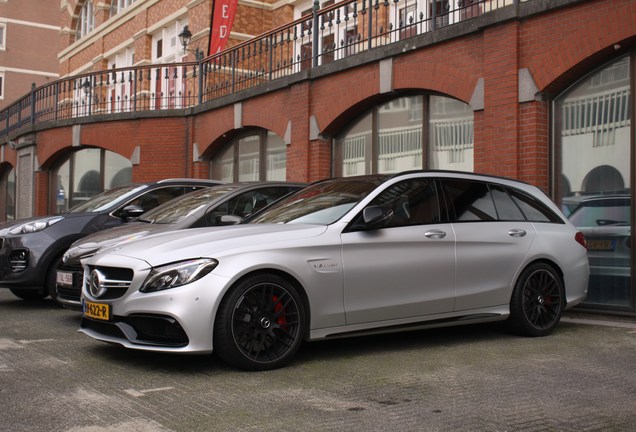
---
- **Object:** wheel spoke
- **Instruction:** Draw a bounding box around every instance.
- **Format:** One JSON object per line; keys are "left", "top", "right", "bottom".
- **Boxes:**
{"left": 231, "top": 281, "right": 301, "bottom": 363}
{"left": 522, "top": 269, "right": 562, "bottom": 330}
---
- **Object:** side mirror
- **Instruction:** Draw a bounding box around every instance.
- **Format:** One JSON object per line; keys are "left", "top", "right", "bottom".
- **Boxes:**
{"left": 218, "top": 214, "right": 243, "bottom": 225}
{"left": 362, "top": 206, "right": 393, "bottom": 230}
{"left": 121, "top": 205, "right": 145, "bottom": 220}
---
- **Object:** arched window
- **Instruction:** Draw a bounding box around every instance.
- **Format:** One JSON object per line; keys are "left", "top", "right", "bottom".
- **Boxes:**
{"left": 0, "top": 165, "right": 15, "bottom": 221}
{"left": 51, "top": 148, "right": 132, "bottom": 212}
{"left": 334, "top": 94, "right": 474, "bottom": 176}
{"left": 210, "top": 130, "right": 287, "bottom": 181}
{"left": 555, "top": 55, "right": 632, "bottom": 309}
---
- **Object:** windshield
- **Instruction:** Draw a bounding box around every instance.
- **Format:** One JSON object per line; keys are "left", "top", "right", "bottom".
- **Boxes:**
{"left": 141, "top": 186, "right": 239, "bottom": 224}
{"left": 248, "top": 177, "right": 386, "bottom": 225}
{"left": 67, "top": 185, "right": 147, "bottom": 213}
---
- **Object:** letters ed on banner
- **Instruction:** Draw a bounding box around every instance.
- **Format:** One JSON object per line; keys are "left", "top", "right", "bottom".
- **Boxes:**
{"left": 209, "top": 0, "right": 239, "bottom": 55}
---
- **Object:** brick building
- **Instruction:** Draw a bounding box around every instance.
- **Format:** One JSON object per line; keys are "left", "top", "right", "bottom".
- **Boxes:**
{"left": 0, "top": 0, "right": 635, "bottom": 312}
{"left": 0, "top": 0, "right": 59, "bottom": 111}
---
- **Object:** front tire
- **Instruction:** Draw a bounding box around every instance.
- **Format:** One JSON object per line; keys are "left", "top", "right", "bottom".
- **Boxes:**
{"left": 214, "top": 273, "right": 305, "bottom": 371}
{"left": 508, "top": 262, "right": 564, "bottom": 337}
{"left": 10, "top": 288, "right": 48, "bottom": 301}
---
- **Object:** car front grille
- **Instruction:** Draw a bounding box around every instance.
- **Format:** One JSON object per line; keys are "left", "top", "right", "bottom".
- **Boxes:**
{"left": 85, "top": 266, "right": 134, "bottom": 300}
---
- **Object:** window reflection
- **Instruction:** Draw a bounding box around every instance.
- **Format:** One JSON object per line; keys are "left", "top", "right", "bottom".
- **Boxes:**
{"left": 52, "top": 148, "right": 132, "bottom": 212}
{"left": 210, "top": 130, "right": 287, "bottom": 182}
{"left": 557, "top": 55, "right": 632, "bottom": 308}
{"left": 335, "top": 94, "right": 474, "bottom": 176}
{"left": 1, "top": 166, "right": 15, "bottom": 221}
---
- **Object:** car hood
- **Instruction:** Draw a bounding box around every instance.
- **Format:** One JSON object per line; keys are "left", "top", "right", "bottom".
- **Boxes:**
{"left": 93, "top": 224, "right": 329, "bottom": 267}
{"left": 64, "top": 222, "right": 172, "bottom": 264}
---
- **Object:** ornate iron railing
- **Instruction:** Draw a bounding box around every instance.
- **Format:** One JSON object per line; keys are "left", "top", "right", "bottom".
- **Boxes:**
{"left": 0, "top": 0, "right": 522, "bottom": 138}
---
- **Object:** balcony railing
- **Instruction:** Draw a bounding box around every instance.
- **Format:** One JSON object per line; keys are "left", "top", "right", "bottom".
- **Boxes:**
{"left": 0, "top": 0, "right": 522, "bottom": 138}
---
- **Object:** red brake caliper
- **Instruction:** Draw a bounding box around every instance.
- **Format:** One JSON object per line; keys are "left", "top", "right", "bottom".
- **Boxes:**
{"left": 272, "top": 295, "right": 287, "bottom": 327}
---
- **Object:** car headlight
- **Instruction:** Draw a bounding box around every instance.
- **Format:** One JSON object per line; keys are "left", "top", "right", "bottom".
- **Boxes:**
{"left": 9, "top": 216, "right": 64, "bottom": 235}
{"left": 140, "top": 258, "right": 218, "bottom": 293}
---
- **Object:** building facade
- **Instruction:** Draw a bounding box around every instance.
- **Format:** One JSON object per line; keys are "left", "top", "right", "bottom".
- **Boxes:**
{"left": 0, "top": 0, "right": 635, "bottom": 313}
{"left": 0, "top": 0, "right": 60, "bottom": 111}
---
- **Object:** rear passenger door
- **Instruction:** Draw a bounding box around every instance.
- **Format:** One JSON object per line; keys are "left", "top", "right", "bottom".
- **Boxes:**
{"left": 442, "top": 179, "right": 536, "bottom": 311}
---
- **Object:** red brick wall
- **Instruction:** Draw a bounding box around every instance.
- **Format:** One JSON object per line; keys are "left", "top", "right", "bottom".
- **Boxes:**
{"left": 11, "top": 0, "right": 635, "bottom": 216}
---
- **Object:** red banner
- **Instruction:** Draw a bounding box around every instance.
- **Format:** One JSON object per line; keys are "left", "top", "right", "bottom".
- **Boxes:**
{"left": 208, "top": 0, "right": 239, "bottom": 56}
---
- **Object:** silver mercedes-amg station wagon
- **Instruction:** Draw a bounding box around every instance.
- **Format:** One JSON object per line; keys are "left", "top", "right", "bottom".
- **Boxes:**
{"left": 79, "top": 171, "right": 589, "bottom": 370}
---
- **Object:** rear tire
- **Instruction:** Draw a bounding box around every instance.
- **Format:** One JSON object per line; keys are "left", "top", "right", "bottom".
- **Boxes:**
{"left": 214, "top": 273, "right": 305, "bottom": 371}
{"left": 508, "top": 262, "right": 564, "bottom": 337}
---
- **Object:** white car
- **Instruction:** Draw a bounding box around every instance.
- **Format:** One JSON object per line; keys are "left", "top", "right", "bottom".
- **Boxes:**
{"left": 79, "top": 171, "right": 589, "bottom": 370}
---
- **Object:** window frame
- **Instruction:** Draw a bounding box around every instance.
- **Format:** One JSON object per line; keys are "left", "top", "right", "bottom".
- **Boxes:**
{"left": 334, "top": 94, "right": 475, "bottom": 177}
{"left": 209, "top": 129, "right": 287, "bottom": 182}
{"left": 0, "top": 23, "right": 6, "bottom": 50}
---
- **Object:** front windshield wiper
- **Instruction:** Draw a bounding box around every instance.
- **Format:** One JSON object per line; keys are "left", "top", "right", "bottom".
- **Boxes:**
{"left": 137, "top": 218, "right": 155, "bottom": 224}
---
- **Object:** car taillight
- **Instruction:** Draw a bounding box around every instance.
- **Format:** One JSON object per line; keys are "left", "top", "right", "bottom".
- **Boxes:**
{"left": 575, "top": 232, "right": 587, "bottom": 250}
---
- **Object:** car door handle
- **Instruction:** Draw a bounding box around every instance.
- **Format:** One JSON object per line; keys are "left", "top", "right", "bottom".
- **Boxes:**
{"left": 508, "top": 229, "right": 527, "bottom": 237}
{"left": 425, "top": 230, "right": 447, "bottom": 239}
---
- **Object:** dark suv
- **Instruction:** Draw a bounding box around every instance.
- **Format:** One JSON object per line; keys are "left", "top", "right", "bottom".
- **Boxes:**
{"left": 0, "top": 178, "right": 221, "bottom": 303}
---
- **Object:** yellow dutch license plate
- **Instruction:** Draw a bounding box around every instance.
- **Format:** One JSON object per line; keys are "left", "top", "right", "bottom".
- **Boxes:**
{"left": 83, "top": 300, "right": 111, "bottom": 321}
{"left": 587, "top": 239, "right": 614, "bottom": 251}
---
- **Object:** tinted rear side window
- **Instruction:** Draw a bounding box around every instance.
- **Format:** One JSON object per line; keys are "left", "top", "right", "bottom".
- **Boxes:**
{"left": 442, "top": 179, "right": 497, "bottom": 221}
{"left": 490, "top": 185, "right": 526, "bottom": 221}
{"left": 442, "top": 179, "right": 562, "bottom": 223}
{"left": 506, "top": 187, "right": 563, "bottom": 223}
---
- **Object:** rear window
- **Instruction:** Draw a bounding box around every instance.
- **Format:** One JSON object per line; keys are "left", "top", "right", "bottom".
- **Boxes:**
{"left": 441, "top": 179, "right": 562, "bottom": 223}
{"left": 569, "top": 198, "right": 630, "bottom": 227}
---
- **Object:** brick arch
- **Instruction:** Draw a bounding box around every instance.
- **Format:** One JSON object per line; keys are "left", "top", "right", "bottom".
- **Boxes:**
{"left": 529, "top": 0, "right": 636, "bottom": 93}
{"left": 315, "top": 61, "right": 477, "bottom": 137}
{"left": 195, "top": 96, "right": 291, "bottom": 159}
{"left": 36, "top": 125, "right": 139, "bottom": 171}
{"left": 66, "top": 0, "right": 87, "bottom": 33}
{"left": 392, "top": 61, "right": 477, "bottom": 104}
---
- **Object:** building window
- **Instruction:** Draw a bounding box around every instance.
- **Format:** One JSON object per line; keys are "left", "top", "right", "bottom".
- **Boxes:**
{"left": 76, "top": 1, "right": 94, "bottom": 40}
{"left": 0, "top": 72, "right": 4, "bottom": 99}
{"left": 0, "top": 23, "right": 5, "bottom": 50}
{"left": 555, "top": 55, "right": 632, "bottom": 310}
{"left": 152, "top": 22, "right": 184, "bottom": 63}
{"left": 0, "top": 166, "right": 15, "bottom": 221}
{"left": 51, "top": 148, "right": 132, "bottom": 212}
{"left": 110, "top": 0, "right": 138, "bottom": 16}
{"left": 334, "top": 94, "right": 474, "bottom": 176}
{"left": 210, "top": 130, "right": 287, "bottom": 182}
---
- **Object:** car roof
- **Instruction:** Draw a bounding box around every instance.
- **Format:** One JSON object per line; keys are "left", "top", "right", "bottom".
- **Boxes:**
{"left": 66, "top": 179, "right": 223, "bottom": 214}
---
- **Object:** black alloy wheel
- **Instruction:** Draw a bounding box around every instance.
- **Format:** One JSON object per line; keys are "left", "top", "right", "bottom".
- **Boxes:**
{"left": 214, "top": 273, "right": 305, "bottom": 371}
{"left": 508, "top": 262, "right": 564, "bottom": 337}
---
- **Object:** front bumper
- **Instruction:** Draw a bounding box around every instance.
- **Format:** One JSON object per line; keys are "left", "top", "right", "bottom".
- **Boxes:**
{"left": 0, "top": 234, "right": 51, "bottom": 290}
{"left": 79, "top": 267, "right": 232, "bottom": 354}
{"left": 55, "top": 263, "right": 83, "bottom": 309}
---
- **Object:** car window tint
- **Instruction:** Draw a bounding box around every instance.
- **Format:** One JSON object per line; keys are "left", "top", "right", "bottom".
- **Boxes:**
{"left": 490, "top": 185, "right": 526, "bottom": 221}
{"left": 443, "top": 179, "right": 497, "bottom": 221}
{"left": 363, "top": 178, "right": 440, "bottom": 228}
{"left": 507, "top": 188, "right": 562, "bottom": 223}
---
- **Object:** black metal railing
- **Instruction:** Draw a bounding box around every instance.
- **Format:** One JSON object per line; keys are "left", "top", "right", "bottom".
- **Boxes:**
{"left": 0, "top": 0, "right": 522, "bottom": 138}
